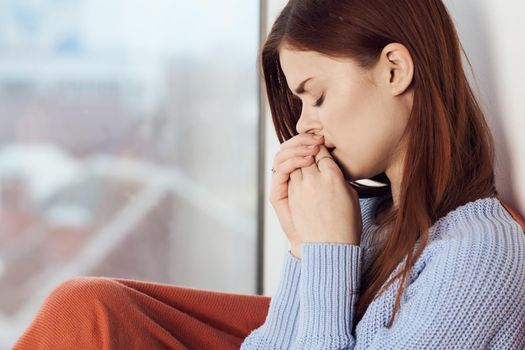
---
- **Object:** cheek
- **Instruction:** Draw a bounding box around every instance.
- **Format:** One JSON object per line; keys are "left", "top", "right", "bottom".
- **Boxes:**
{"left": 320, "top": 89, "right": 364, "bottom": 136}
{"left": 327, "top": 90, "right": 395, "bottom": 177}
{"left": 351, "top": 117, "right": 401, "bottom": 177}
{"left": 327, "top": 87, "right": 379, "bottom": 147}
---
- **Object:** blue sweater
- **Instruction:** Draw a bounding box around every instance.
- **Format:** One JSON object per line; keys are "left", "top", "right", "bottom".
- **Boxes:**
{"left": 240, "top": 195, "right": 525, "bottom": 349}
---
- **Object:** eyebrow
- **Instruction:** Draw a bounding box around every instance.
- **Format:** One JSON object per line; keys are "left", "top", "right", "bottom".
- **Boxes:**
{"left": 293, "top": 77, "right": 314, "bottom": 96}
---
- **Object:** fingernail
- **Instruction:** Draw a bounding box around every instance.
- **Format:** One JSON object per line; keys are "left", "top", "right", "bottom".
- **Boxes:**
{"left": 307, "top": 145, "right": 316, "bottom": 148}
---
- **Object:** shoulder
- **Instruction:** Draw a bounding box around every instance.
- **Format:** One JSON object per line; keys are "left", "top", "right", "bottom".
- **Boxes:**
{"left": 425, "top": 197, "right": 525, "bottom": 295}
{"left": 435, "top": 197, "right": 525, "bottom": 252}
{"left": 356, "top": 197, "right": 525, "bottom": 349}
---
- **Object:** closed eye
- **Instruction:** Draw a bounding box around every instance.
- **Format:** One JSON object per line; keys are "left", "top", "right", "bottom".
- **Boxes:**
{"left": 313, "top": 93, "right": 325, "bottom": 107}
{"left": 291, "top": 93, "right": 325, "bottom": 107}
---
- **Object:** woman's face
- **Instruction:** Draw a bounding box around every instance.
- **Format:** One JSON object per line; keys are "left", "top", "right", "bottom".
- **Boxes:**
{"left": 278, "top": 43, "right": 414, "bottom": 184}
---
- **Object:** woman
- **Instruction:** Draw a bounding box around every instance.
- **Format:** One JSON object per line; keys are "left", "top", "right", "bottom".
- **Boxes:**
{"left": 14, "top": 0, "right": 525, "bottom": 349}
{"left": 241, "top": 0, "right": 525, "bottom": 348}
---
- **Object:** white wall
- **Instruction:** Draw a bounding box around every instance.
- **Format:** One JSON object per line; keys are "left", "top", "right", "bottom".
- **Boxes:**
{"left": 443, "top": 0, "right": 525, "bottom": 215}
{"left": 262, "top": 0, "right": 525, "bottom": 295}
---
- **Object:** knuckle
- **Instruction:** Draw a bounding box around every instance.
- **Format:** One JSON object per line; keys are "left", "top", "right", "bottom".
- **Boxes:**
{"left": 297, "top": 147, "right": 307, "bottom": 154}
{"left": 307, "top": 144, "right": 318, "bottom": 151}
{"left": 297, "top": 157, "right": 312, "bottom": 164}
{"left": 280, "top": 139, "right": 291, "bottom": 151}
{"left": 274, "top": 150, "right": 288, "bottom": 163}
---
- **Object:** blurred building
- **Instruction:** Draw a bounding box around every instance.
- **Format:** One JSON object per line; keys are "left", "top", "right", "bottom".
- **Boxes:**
{"left": 0, "top": 0, "right": 260, "bottom": 347}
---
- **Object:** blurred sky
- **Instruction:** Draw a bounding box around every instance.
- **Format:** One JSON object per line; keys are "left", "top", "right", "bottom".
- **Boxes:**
{"left": 0, "top": 0, "right": 257, "bottom": 58}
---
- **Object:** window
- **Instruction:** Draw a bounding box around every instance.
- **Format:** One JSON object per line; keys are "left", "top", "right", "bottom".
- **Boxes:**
{"left": 0, "top": 0, "right": 260, "bottom": 346}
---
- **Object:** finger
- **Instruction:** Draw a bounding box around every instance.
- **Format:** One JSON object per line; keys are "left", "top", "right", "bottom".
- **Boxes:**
{"left": 280, "top": 133, "right": 324, "bottom": 151}
{"left": 301, "top": 144, "right": 333, "bottom": 177}
{"left": 289, "top": 164, "right": 304, "bottom": 182}
{"left": 301, "top": 155, "right": 319, "bottom": 177}
{"left": 314, "top": 145, "right": 337, "bottom": 172}
{"left": 273, "top": 153, "right": 317, "bottom": 177}
{"left": 274, "top": 144, "right": 320, "bottom": 165}
{"left": 271, "top": 143, "right": 320, "bottom": 187}
{"left": 270, "top": 155, "right": 315, "bottom": 202}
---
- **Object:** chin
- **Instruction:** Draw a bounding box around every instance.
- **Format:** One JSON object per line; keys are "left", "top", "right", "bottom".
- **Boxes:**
{"left": 333, "top": 154, "right": 383, "bottom": 186}
{"left": 331, "top": 151, "right": 359, "bottom": 182}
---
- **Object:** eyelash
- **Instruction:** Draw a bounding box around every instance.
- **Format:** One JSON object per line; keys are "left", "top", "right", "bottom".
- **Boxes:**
{"left": 313, "top": 94, "right": 325, "bottom": 107}
{"left": 292, "top": 93, "right": 325, "bottom": 107}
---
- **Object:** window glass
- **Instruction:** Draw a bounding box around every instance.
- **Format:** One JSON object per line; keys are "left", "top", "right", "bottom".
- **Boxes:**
{"left": 0, "top": 0, "right": 260, "bottom": 346}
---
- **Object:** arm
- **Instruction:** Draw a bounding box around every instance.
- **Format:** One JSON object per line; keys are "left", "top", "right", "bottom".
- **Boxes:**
{"left": 240, "top": 249, "right": 302, "bottom": 350}
{"left": 240, "top": 196, "right": 391, "bottom": 349}
{"left": 289, "top": 234, "right": 525, "bottom": 349}
{"left": 290, "top": 242, "right": 361, "bottom": 349}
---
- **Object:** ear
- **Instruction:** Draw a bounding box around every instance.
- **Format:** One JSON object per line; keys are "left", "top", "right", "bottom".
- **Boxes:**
{"left": 381, "top": 43, "right": 414, "bottom": 96}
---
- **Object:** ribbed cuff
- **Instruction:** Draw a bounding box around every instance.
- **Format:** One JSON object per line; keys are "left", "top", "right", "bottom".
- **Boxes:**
{"left": 256, "top": 249, "right": 301, "bottom": 347}
{"left": 298, "top": 242, "right": 361, "bottom": 337}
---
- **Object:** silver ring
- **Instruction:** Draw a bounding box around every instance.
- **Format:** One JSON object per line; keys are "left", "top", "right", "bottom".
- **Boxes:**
{"left": 316, "top": 156, "right": 332, "bottom": 167}
{"left": 271, "top": 167, "right": 277, "bottom": 174}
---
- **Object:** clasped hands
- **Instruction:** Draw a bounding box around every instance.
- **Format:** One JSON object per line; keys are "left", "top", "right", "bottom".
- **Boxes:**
{"left": 288, "top": 143, "right": 362, "bottom": 247}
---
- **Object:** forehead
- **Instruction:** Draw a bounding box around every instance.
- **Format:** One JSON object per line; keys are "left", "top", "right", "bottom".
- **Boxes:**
{"left": 278, "top": 48, "right": 332, "bottom": 80}
{"left": 278, "top": 46, "right": 359, "bottom": 87}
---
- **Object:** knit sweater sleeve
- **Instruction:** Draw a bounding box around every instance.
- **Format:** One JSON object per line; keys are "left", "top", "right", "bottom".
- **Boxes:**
{"left": 289, "top": 230, "right": 525, "bottom": 349}
{"left": 240, "top": 197, "right": 376, "bottom": 350}
{"left": 240, "top": 249, "right": 301, "bottom": 350}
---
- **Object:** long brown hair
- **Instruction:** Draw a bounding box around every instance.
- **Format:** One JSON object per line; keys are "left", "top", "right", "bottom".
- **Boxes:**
{"left": 259, "top": 0, "right": 498, "bottom": 328}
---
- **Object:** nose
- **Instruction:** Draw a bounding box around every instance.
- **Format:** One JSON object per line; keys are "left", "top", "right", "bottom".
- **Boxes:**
{"left": 295, "top": 108, "right": 322, "bottom": 135}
